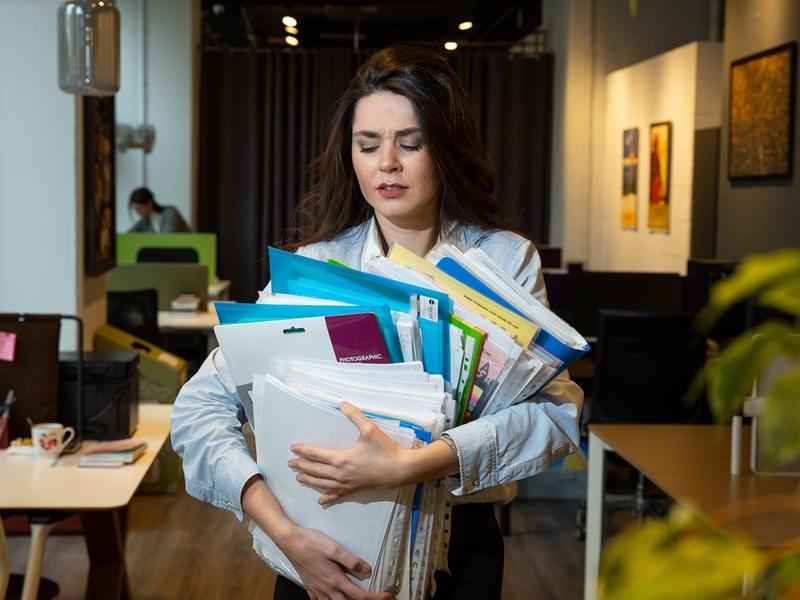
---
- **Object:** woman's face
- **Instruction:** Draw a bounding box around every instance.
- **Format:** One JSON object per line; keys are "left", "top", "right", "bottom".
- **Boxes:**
{"left": 134, "top": 201, "right": 153, "bottom": 218}
{"left": 351, "top": 92, "right": 440, "bottom": 229}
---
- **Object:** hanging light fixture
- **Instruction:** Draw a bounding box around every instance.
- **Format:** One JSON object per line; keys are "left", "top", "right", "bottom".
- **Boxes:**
{"left": 457, "top": 20, "right": 473, "bottom": 31}
{"left": 57, "top": 0, "right": 120, "bottom": 95}
{"left": 281, "top": 15, "right": 297, "bottom": 27}
{"left": 444, "top": 41, "right": 458, "bottom": 51}
{"left": 285, "top": 35, "right": 299, "bottom": 46}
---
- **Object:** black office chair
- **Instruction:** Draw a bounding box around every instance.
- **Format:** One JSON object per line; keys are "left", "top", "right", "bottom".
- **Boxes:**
{"left": 107, "top": 289, "right": 162, "bottom": 346}
{"left": 589, "top": 309, "right": 708, "bottom": 424}
{"left": 575, "top": 309, "right": 709, "bottom": 538}
{"left": 136, "top": 246, "right": 199, "bottom": 263}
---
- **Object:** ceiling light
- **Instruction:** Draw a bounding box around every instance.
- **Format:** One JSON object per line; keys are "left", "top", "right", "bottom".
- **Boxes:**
{"left": 457, "top": 20, "right": 473, "bottom": 31}
{"left": 281, "top": 15, "right": 297, "bottom": 27}
{"left": 444, "top": 41, "right": 458, "bottom": 51}
{"left": 285, "top": 25, "right": 298, "bottom": 35}
{"left": 285, "top": 35, "right": 299, "bottom": 46}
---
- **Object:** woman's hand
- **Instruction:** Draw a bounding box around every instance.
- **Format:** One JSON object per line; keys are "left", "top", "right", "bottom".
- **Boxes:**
{"left": 282, "top": 526, "right": 393, "bottom": 600}
{"left": 289, "top": 402, "right": 412, "bottom": 505}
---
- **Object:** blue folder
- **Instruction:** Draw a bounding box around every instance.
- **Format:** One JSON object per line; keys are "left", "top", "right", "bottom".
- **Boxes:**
{"left": 214, "top": 302, "right": 403, "bottom": 364}
{"left": 268, "top": 247, "right": 452, "bottom": 381}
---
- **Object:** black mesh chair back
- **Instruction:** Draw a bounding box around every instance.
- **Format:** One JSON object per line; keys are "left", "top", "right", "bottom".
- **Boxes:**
{"left": 107, "top": 289, "right": 161, "bottom": 346}
{"left": 137, "top": 246, "right": 199, "bottom": 263}
{"left": 590, "top": 309, "right": 708, "bottom": 424}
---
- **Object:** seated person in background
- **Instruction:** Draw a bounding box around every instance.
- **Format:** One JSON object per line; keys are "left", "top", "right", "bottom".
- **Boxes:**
{"left": 128, "top": 187, "right": 191, "bottom": 233}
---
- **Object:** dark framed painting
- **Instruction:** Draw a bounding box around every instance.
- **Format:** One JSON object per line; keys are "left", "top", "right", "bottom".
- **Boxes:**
{"left": 648, "top": 121, "right": 671, "bottom": 232}
{"left": 621, "top": 127, "right": 639, "bottom": 230}
{"left": 84, "top": 96, "right": 116, "bottom": 276}
{"left": 729, "top": 42, "right": 797, "bottom": 180}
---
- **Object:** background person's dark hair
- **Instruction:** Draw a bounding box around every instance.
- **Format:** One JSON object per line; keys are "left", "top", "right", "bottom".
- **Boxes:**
{"left": 129, "top": 187, "right": 164, "bottom": 213}
{"left": 285, "top": 45, "right": 510, "bottom": 251}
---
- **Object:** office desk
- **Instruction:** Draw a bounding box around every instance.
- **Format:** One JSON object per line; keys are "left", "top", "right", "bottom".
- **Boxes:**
{"left": 584, "top": 424, "right": 800, "bottom": 600}
{"left": 0, "top": 404, "right": 172, "bottom": 600}
{"left": 158, "top": 307, "right": 219, "bottom": 332}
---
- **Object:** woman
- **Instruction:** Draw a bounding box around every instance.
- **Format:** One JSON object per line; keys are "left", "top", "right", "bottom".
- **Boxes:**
{"left": 171, "top": 45, "right": 582, "bottom": 600}
{"left": 128, "top": 187, "right": 191, "bottom": 232}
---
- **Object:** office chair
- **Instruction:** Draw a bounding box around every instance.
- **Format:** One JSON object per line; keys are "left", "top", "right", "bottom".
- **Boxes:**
{"left": 589, "top": 309, "right": 707, "bottom": 424}
{"left": 107, "top": 288, "right": 162, "bottom": 346}
{"left": 137, "top": 246, "right": 199, "bottom": 263}
{"left": 575, "top": 309, "right": 709, "bottom": 538}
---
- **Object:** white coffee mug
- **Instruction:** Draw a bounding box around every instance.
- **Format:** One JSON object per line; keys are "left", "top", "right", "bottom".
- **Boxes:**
{"left": 31, "top": 423, "right": 75, "bottom": 457}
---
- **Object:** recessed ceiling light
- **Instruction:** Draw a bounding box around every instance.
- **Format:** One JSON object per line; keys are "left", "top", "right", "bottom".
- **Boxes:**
{"left": 444, "top": 41, "right": 458, "bottom": 51}
{"left": 285, "top": 35, "right": 299, "bottom": 46}
{"left": 282, "top": 16, "right": 297, "bottom": 27}
{"left": 285, "top": 25, "right": 298, "bottom": 35}
{"left": 458, "top": 20, "right": 473, "bottom": 31}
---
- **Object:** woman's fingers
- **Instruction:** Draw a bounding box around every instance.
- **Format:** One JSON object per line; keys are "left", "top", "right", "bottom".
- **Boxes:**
{"left": 339, "top": 401, "right": 375, "bottom": 435}
{"left": 328, "top": 543, "right": 371, "bottom": 576}
{"left": 290, "top": 443, "right": 336, "bottom": 464}
{"left": 290, "top": 457, "right": 341, "bottom": 481}
{"left": 296, "top": 473, "right": 347, "bottom": 495}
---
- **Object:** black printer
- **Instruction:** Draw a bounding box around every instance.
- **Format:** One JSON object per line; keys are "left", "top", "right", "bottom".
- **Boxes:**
{"left": 58, "top": 351, "right": 139, "bottom": 440}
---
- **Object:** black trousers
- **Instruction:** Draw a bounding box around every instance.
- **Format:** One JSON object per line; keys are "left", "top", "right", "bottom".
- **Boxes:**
{"left": 273, "top": 502, "right": 504, "bottom": 600}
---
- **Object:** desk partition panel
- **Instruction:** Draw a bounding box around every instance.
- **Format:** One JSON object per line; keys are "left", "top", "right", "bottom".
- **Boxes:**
{"left": 106, "top": 263, "right": 209, "bottom": 311}
{"left": 116, "top": 233, "right": 217, "bottom": 282}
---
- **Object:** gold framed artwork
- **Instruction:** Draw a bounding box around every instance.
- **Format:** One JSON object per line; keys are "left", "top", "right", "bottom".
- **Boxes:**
{"left": 729, "top": 42, "right": 796, "bottom": 180}
{"left": 621, "top": 127, "right": 639, "bottom": 230}
{"left": 648, "top": 121, "right": 671, "bottom": 232}
{"left": 84, "top": 96, "right": 116, "bottom": 276}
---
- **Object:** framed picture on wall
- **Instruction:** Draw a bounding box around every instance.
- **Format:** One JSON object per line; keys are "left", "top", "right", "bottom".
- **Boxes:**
{"left": 621, "top": 127, "right": 639, "bottom": 230}
{"left": 84, "top": 96, "right": 116, "bottom": 277}
{"left": 648, "top": 121, "right": 671, "bottom": 232}
{"left": 729, "top": 42, "right": 797, "bottom": 180}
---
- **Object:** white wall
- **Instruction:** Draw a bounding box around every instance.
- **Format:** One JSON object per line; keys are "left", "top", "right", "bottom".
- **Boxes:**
{"left": 0, "top": 0, "right": 81, "bottom": 348}
{"left": 115, "top": 0, "right": 195, "bottom": 231}
{"left": 594, "top": 42, "right": 722, "bottom": 273}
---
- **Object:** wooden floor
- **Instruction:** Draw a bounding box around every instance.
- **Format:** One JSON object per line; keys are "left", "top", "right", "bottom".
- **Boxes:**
{"left": 5, "top": 494, "right": 599, "bottom": 600}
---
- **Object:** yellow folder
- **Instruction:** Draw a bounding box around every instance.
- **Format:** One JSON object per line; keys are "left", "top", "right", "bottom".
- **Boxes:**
{"left": 387, "top": 243, "right": 538, "bottom": 346}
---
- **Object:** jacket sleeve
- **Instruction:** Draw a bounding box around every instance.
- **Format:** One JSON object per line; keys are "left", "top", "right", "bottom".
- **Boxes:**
{"left": 171, "top": 348, "right": 262, "bottom": 520}
{"left": 442, "top": 236, "right": 584, "bottom": 495}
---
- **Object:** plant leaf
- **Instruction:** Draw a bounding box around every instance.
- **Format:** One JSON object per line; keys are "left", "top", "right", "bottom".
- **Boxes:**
{"left": 696, "top": 250, "right": 800, "bottom": 332}
{"left": 599, "top": 506, "right": 766, "bottom": 600}
{"left": 761, "top": 368, "right": 800, "bottom": 467}
{"left": 757, "top": 277, "right": 800, "bottom": 318}
{"left": 704, "top": 322, "right": 799, "bottom": 422}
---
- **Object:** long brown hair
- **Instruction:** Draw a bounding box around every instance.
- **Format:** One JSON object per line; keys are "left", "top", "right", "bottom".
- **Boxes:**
{"left": 285, "top": 45, "right": 509, "bottom": 250}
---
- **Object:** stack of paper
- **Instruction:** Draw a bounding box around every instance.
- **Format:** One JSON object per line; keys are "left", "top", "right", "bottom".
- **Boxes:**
{"left": 214, "top": 242, "right": 588, "bottom": 597}
{"left": 246, "top": 360, "right": 448, "bottom": 595}
{"left": 79, "top": 438, "right": 147, "bottom": 468}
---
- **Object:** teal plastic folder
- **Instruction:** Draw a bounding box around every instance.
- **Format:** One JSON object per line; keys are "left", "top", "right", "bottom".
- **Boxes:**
{"left": 214, "top": 302, "right": 403, "bottom": 364}
{"left": 268, "top": 247, "right": 452, "bottom": 380}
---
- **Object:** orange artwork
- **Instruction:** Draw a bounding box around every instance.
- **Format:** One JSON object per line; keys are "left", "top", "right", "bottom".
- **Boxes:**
{"left": 648, "top": 122, "right": 670, "bottom": 232}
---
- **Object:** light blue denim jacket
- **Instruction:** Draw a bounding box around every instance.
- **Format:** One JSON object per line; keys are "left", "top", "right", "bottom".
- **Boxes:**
{"left": 171, "top": 218, "right": 584, "bottom": 520}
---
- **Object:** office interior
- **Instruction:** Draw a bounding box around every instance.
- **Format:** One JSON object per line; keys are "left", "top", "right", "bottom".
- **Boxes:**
{"left": 1, "top": 0, "right": 799, "bottom": 598}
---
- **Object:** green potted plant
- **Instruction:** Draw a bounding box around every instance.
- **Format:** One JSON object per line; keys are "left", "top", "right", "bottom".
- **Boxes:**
{"left": 599, "top": 249, "right": 800, "bottom": 599}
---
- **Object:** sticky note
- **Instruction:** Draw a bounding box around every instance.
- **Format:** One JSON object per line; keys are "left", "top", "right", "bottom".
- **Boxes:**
{"left": 0, "top": 331, "right": 17, "bottom": 362}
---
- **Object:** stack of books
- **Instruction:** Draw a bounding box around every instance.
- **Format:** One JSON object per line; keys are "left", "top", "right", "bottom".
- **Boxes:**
{"left": 212, "top": 242, "right": 589, "bottom": 597}
{"left": 79, "top": 438, "right": 147, "bottom": 468}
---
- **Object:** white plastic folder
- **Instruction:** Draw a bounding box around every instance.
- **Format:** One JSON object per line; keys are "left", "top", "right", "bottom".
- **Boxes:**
{"left": 247, "top": 362, "right": 448, "bottom": 596}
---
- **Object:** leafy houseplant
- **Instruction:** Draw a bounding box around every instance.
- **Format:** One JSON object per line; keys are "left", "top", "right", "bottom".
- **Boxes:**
{"left": 599, "top": 249, "right": 800, "bottom": 599}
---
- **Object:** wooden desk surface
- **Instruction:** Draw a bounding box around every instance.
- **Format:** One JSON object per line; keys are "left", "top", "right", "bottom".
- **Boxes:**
{"left": 591, "top": 424, "right": 800, "bottom": 546}
{"left": 158, "top": 303, "right": 219, "bottom": 331}
{"left": 0, "top": 404, "right": 172, "bottom": 511}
